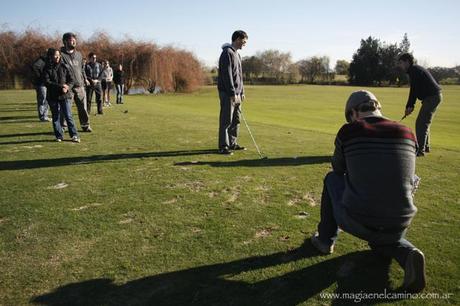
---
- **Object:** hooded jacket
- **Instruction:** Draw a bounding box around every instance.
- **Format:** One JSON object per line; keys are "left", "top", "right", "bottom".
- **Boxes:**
{"left": 44, "top": 60, "right": 75, "bottom": 101}
{"left": 217, "top": 43, "right": 244, "bottom": 96}
{"left": 60, "top": 47, "right": 86, "bottom": 87}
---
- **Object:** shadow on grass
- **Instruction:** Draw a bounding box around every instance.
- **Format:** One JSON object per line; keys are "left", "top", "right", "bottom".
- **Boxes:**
{"left": 175, "top": 155, "right": 331, "bottom": 167}
{"left": 31, "top": 243, "right": 403, "bottom": 306}
{"left": 0, "top": 108, "right": 34, "bottom": 112}
{"left": 0, "top": 139, "right": 54, "bottom": 145}
{"left": 0, "top": 149, "right": 219, "bottom": 171}
{"left": 0, "top": 132, "right": 54, "bottom": 138}
{"left": 0, "top": 115, "right": 37, "bottom": 121}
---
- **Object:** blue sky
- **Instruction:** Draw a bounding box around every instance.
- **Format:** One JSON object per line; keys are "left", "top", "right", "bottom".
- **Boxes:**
{"left": 1, "top": 0, "right": 459, "bottom": 68}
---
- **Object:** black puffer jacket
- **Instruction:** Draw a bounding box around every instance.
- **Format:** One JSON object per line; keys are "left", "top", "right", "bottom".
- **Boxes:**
{"left": 44, "top": 61, "right": 75, "bottom": 101}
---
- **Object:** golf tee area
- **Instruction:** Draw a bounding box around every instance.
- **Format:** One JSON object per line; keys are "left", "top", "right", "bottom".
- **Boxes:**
{"left": 1, "top": 85, "right": 459, "bottom": 305}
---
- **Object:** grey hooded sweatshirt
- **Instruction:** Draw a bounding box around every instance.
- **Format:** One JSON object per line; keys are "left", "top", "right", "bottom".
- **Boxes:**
{"left": 217, "top": 44, "right": 244, "bottom": 97}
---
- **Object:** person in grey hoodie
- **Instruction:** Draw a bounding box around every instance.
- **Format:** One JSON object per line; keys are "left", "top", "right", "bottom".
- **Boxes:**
{"left": 217, "top": 30, "right": 248, "bottom": 155}
{"left": 60, "top": 32, "right": 92, "bottom": 132}
{"left": 311, "top": 90, "right": 426, "bottom": 293}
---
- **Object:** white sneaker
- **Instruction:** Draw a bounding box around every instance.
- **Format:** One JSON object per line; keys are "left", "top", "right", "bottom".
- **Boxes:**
{"left": 55, "top": 138, "right": 62, "bottom": 142}
{"left": 311, "top": 233, "right": 334, "bottom": 254}
{"left": 71, "top": 136, "right": 80, "bottom": 143}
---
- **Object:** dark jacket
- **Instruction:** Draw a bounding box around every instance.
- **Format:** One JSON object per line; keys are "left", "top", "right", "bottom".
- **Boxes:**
{"left": 217, "top": 44, "right": 244, "bottom": 96}
{"left": 406, "top": 64, "right": 441, "bottom": 108}
{"left": 332, "top": 116, "right": 418, "bottom": 229}
{"left": 60, "top": 47, "right": 86, "bottom": 87}
{"left": 85, "top": 62, "right": 102, "bottom": 82}
{"left": 31, "top": 56, "right": 47, "bottom": 86}
{"left": 44, "top": 60, "right": 75, "bottom": 101}
{"left": 113, "top": 69, "right": 124, "bottom": 85}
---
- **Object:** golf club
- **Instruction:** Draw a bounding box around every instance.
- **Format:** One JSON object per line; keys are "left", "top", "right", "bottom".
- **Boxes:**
{"left": 399, "top": 114, "right": 407, "bottom": 122}
{"left": 241, "top": 111, "right": 267, "bottom": 160}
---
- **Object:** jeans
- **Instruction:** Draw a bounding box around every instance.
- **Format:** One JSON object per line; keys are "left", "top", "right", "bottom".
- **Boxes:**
{"left": 115, "top": 84, "right": 124, "bottom": 103}
{"left": 49, "top": 99, "right": 78, "bottom": 139}
{"left": 317, "top": 172, "right": 416, "bottom": 267}
{"left": 218, "top": 91, "right": 242, "bottom": 149}
{"left": 36, "top": 85, "right": 49, "bottom": 120}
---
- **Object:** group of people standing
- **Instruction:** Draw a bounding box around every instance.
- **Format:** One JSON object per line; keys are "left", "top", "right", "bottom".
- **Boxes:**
{"left": 217, "top": 30, "right": 443, "bottom": 293}
{"left": 31, "top": 32, "right": 126, "bottom": 142}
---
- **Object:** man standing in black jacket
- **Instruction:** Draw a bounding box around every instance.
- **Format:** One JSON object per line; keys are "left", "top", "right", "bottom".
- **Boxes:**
{"left": 217, "top": 30, "right": 248, "bottom": 155}
{"left": 85, "top": 52, "right": 103, "bottom": 115}
{"left": 398, "top": 53, "right": 442, "bottom": 156}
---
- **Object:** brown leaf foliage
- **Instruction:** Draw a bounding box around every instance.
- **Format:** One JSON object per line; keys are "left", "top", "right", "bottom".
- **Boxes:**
{"left": 0, "top": 28, "right": 204, "bottom": 92}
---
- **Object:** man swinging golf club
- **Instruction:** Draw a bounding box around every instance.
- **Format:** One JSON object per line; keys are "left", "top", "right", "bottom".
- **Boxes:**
{"left": 217, "top": 30, "right": 248, "bottom": 155}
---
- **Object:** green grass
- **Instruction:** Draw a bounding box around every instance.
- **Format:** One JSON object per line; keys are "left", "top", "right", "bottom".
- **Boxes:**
{"left": 0, "top": 85, "right": 459, "bottom": 305}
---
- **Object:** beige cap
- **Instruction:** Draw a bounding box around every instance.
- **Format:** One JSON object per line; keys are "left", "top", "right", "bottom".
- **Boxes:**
{"left": 345, "top": 90, "right": 379, "bottom": 122}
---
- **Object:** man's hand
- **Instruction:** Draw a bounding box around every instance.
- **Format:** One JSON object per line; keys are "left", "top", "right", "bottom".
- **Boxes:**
{"left": 85, "top": 79, "right": 90, "bottom": 86}
{"left": 62, "top": 84, "right": 69, "bottom": 93}
{"left": 241, "top": 94, "right": 245, "bottom": 101}
{"left": 405, "top": 106, "right": 414, "bottom": 116}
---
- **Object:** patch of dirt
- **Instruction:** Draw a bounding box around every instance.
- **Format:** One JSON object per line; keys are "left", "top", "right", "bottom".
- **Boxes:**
{"left": 255, "top": 226, "right": 278, "bottom": 239}
{"left": 48, "top": 182, "right": 68, "bottom": 189}
{"left": 162, "top": 198, "right": 178, "bottom": 204}
{"left": 70, "top": 203, "right": 102, "bottom": 211}
{"left": 119, "top": 218, "right": 134, "bottom": 224}
{"left": 302, "top": 193, "right": 317, "bottom": 207}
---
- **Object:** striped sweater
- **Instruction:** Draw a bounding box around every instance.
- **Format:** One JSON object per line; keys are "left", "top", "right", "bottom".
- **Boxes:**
{"left": 332, "top": 116, "right": 418, "bottom": 229}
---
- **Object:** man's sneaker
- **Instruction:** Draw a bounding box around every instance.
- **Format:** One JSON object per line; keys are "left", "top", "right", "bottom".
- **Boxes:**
{"left": 71, "top": 136, "right": 81, "bottom": 143}
{"left": 218, "top": 148, "right": 233, "bottom": 155}
{"left": 425, "top": 146, "right": 430, "bottom": 153}
{"left": 82, "top": 126, "right": 92, "bottom": 132}
{"left": 55, "top": 138, "right": 62, "bottom": 142}
{"left": 416, "top": 151, "right": 425, "bottom": 157}
{"left": 403, "top": 248, "right": 426, "bottom": 292}
{"left": 311, "top": 233, "right": 334, "bottom": 255}
{"left": 230, "top": 144, "right": 247, "bottom": 151}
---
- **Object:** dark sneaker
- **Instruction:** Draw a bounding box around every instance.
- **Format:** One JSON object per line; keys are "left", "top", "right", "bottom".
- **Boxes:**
{"left": 425, "top": 147, "right": 430, "bottom": 153}
{"left": 403, "top": 248, "right": 426, "bottom": 293}
{"left": 218, "top": 148, "right": 233, "bottom": 155}
{"left": 230, "top": 144, "right": 247, "bottom": 151}
{"left": 311, "top": 233, "right": 334, "bottom": 255}
{"left": 416, "top": 151, "right": 425, "bottom": 157}
{"left": 82, "top": 126, "right": 93, "bottom": 132}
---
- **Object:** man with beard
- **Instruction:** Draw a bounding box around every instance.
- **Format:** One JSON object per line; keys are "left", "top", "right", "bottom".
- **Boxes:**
{"left": 60, "top": 32, "right": 92, "bottom": 132}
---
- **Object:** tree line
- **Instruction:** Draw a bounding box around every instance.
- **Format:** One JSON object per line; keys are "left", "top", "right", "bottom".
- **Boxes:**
{"left": 233, "top": 33, "right": 459, "bottom": 86}
{"left": 1, "top": 28, "right": 459, "bottom": 91}
{"left": 0, "top": 28, "right": 205, "bottom": 92}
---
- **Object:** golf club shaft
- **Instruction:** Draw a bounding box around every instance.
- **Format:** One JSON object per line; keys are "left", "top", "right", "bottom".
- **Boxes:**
{"left": 241, "top": 111, "right": 263, "bottom": 158}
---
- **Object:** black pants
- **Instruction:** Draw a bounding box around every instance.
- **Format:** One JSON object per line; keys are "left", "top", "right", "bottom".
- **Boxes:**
{"left": 86, "top": 82, "right": 103, "bottom": 114}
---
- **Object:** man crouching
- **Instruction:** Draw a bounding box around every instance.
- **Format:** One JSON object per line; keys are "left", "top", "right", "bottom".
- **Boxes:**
{"left": 311, "top": 90, "right": 425, "bottom": 292}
